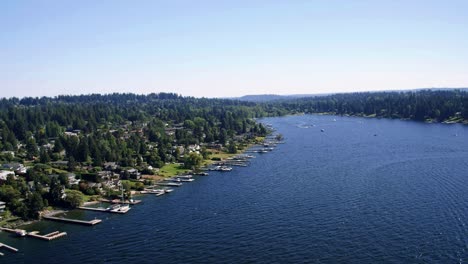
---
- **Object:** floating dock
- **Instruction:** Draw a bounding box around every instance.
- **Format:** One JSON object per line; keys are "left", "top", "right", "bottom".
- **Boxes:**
{"left": 43, "top": 215, "right": 102, "bottom": 226}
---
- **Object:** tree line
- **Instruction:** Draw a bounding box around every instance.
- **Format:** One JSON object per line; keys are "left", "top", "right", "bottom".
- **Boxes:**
{"left": 271, "top": 90, "right": 468, "bottom": 122}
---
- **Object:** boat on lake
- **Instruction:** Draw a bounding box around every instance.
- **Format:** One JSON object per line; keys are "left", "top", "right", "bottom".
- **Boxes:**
{"left": 176, "top": 175, "right": 193, "bottom": 179}
{"left": 15, "top": 229, "right": 27, "bottom": 237}
{"left": 209, "top": 165, "right": 233, "bottom": 172}
{"left": 220, "top": 166, "right": 233, "bottom": 172}
{"left": 175, "top": 178, "right": 195, "bottom": 182}
{"left": 154, "top": 190, "right": 166, "bottom": 196}
{"left": 142, "top": 189, "right": 167, "bottom": 194}
{"left": 193, "top": 172, "right": 209, "bottom": 176}
{"left": 107, "top": 204, "right": 130, "bottom": 213}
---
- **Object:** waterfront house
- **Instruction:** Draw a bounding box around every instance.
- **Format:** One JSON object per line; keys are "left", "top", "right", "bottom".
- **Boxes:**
{"left": 2, "top": 163, "right": 27, "bottom": 174}
{"left": 103, "top": 162, "right": 119, "bottom": 171}
{"left": 64, "top": 131, "right": 78, "bottom": 137}
{"left": 0, "top": 170, "right": 15, "bottom": 181}
{"left": 120, "top": 168, "right": 141, "bottom": 180}
{"left": 104, "top": 179, "right": 121, "bottom": 190}
{"left": 0, "top": 201, "right": 5, "bottom": 213}
{"left": 188, "top": 144, "right": 201, "bottom": 154}
{"left": 67, "top": 173, "right": 80, "bottom": 185}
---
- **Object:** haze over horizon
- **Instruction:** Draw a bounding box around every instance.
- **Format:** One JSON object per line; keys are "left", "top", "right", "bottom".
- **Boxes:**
{"left": 2, "top": 0, "right": 468, "bottom": 98}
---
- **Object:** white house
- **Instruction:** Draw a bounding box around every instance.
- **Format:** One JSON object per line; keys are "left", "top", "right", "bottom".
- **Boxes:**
{"left": 0, "top": 170, "right": 15, "bottom": 181}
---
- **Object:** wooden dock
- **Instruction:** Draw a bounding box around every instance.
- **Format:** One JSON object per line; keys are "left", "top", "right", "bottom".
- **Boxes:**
{"left": 99, "top": 198, "right": 142, "bottom": 205}
{"left": 156, "top": 182, "right": 182, "bottom": 187}
{"left": 28, "top": 231, "right": 67, "bottom": 241}
{"left": 78, "top": 206, "right": 129, "bottom": 214}
{"left": 0, "top": 227, "right": 26, "bottom": 236}
{"left": 0, "top": 242, "right": 18, "bottom": 253}
{"left": 43, "top": 215, "right": 102, "bottom": 225}
{"left": 0, "top": 227, "right": 67, "bottom": 241}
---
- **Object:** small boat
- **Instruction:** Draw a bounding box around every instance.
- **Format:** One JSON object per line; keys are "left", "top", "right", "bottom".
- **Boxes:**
{"left": 107, "top": 204, "right": 130, "bottom": 212}
{"left": 220, "top": 166, "right": 233, "bottom": 172}
{"left": 154, "top": 190, "right": 166, "bottom": 196}
{"left": 321, "top": 129, "right": 325, "bottom": 132}
{"left": 176, "top": 175, "right": 193, "bottom": 179}
{"left": 167, "top": 178, "right": 182, "bottom": 182}
{"left": 176, "top": 178, "right": 194, "bottom": 182}
{"left": 15, "top": 229, "right": 27, "bottom": 237}
{"left": 142, "top": 189, "right": 165, "bottom": 194}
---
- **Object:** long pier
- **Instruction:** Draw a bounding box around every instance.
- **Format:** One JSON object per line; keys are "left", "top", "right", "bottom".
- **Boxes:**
{"left": 156, "top": 182, "right": 182, "bottom": 187}
{"left": 43, "top": 215, "right": 102, "bottom": 225}
{"left": 78, "top": 206, "right": 129, "bottom": 214}
{"left": 0, "top": 242, "right": 19, "bottom": 255}
{"left": 99, "top": 198, "right": 142, "bottom": 205}
{"left": 0, "top": 227, "right": 26, "bottom": 237}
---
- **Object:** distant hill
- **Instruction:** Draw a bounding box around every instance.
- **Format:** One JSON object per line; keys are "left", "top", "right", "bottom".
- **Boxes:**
{"left": 235, "top": 88, "right": 468, "bottom": 102}
{"left": 236, "top": 94, "right": 325, "bottom": 102}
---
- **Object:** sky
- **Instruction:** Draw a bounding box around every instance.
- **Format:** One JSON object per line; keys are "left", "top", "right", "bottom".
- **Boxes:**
{"left": 1, "top": 0, "right": 468, "bottom": 98}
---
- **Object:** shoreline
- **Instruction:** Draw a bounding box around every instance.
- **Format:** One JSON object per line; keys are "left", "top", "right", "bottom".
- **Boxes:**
{"left": 4, "top": 135, "right": 272, "bottom": 230}
{"left": 296, "top": 112, "right": 468, "bottom": 125}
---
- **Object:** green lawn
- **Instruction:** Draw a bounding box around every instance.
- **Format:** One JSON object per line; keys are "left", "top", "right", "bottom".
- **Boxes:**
{"left": 158, "top": 163, "right": 191, "bottom": 177}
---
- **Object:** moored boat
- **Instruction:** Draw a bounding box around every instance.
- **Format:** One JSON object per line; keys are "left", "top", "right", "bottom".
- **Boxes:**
{"left": 15, "top": 229, "right": 27, "bottom": 237}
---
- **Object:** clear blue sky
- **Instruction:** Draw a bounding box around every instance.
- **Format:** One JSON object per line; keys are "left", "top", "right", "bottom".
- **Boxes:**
{"left": 1, "top": 0, "right": 468, "bottom": 98}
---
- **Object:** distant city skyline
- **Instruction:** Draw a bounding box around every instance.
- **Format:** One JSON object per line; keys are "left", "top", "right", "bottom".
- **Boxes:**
{"left": 2, "top": 0, "right": 468, "bottom": 98}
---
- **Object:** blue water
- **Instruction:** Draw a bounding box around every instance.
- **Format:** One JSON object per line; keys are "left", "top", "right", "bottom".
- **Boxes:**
{"left": 2, "top": 115, "right": 468, "bottom": 263}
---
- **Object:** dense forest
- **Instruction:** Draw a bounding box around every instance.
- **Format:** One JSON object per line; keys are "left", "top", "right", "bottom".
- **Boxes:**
{"left": 0, "top": 93, "right": 270, "bottom": 221}
{"left": 273, "top": 90, "right": 468, "bottom": 122}
{"left": 0, "top": 90, "right": 467, "bottom": 221}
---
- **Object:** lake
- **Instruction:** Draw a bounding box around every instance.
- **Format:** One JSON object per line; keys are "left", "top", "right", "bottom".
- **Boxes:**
{"left": 2, "top": 115, "right": 467, "bottom": 263}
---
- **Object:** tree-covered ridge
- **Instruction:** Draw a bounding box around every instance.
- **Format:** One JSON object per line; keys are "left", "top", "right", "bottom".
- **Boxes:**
{"left": 274, "top": 90, "right": 468, "bottom": 122}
